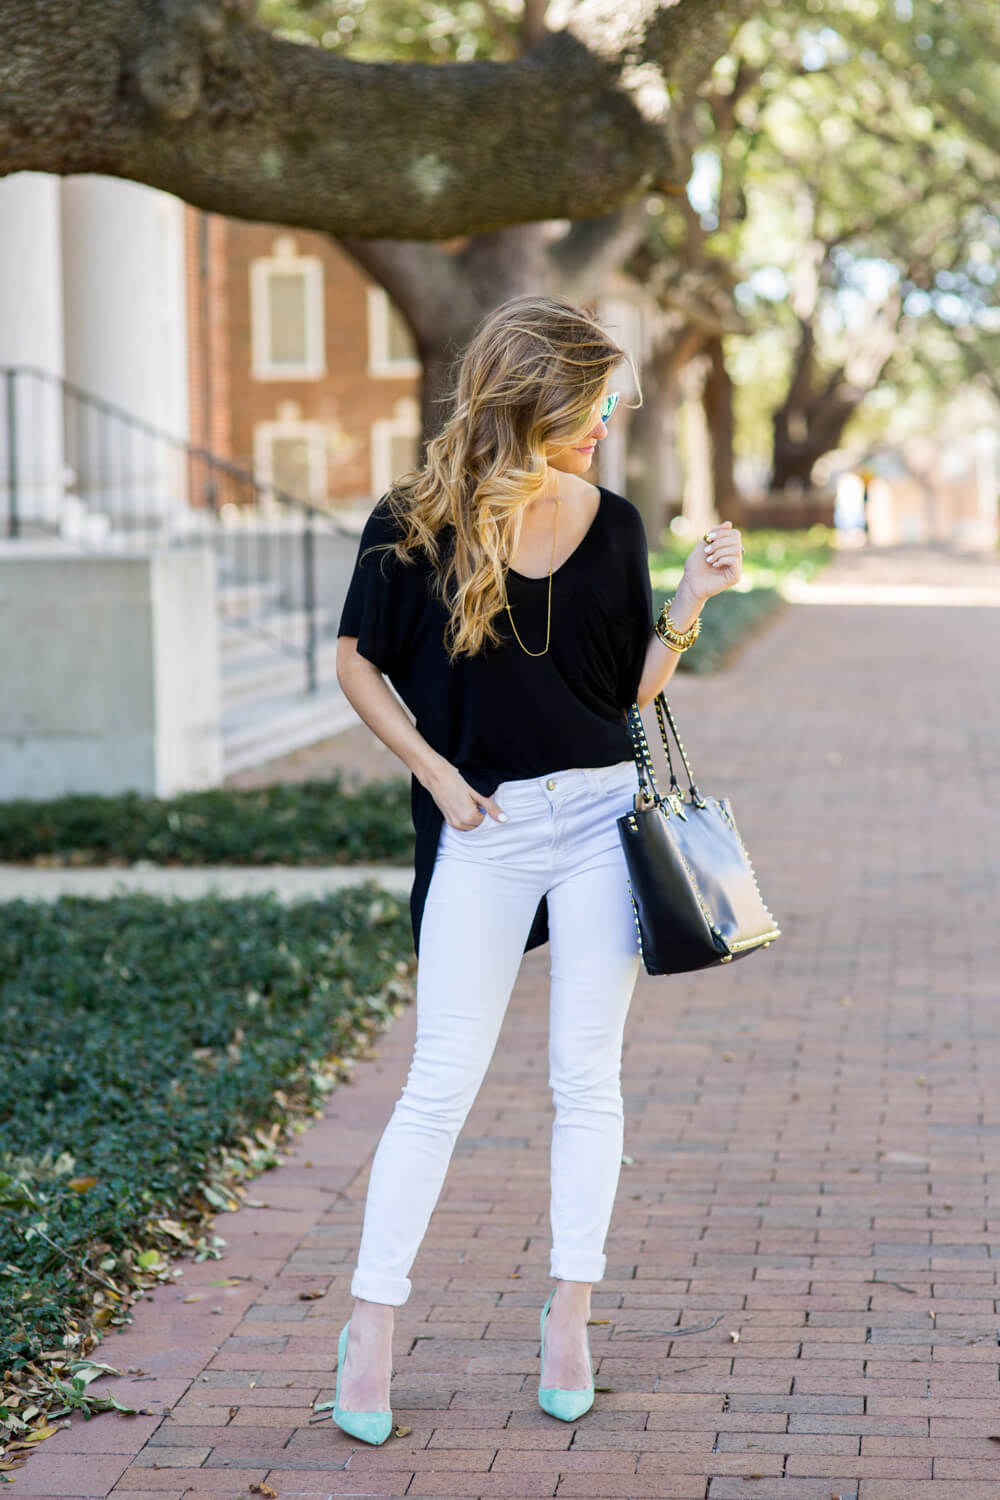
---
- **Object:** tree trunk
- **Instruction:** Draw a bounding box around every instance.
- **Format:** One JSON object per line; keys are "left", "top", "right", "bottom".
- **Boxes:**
{"left": 770, "top": 389, "right": 859, "bottom": 493}
{"left": 341, "top": 223, "right": 551, "bottom": 447}
{"left": 769, "top": 306, "right": 900, "bottom": 494}
{"left": 679, "top": 353, "right": 715, "bottom": 536}
{"left": 342, "top": 211, "right": 659, "bottom": 449}
{"left": 702, "top": 334, "right": 741, "bottom": 525}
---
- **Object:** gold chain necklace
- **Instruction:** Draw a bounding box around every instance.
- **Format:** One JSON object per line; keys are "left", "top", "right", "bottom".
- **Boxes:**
{"left": 504, "top": 496, "right": 561, "bottom": 658}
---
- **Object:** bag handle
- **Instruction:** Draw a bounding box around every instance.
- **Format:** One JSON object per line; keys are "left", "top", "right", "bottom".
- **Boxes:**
{"left": 625, "top": 694, "right": 706, "bottom": 809}
{"left": 654, "top": 693, "right": 705, "bottom": 807}
{"left": 625, "top": 701, "right": 659, "bottom": 803}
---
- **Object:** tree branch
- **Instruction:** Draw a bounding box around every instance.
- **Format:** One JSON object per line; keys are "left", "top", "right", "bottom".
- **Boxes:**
{"left": 0, "top": 0, "right": 754, "bottom": 239}
{"left": 548, "top": 202, "right": 651, "bottom": 301}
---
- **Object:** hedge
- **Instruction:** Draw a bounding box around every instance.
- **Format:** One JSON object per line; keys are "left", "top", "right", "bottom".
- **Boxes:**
{"left": 0, "top": 888, "right": 414, "bottom": 1391}
{"left": 0, "top": 775, "right": 415, "bottom": 867}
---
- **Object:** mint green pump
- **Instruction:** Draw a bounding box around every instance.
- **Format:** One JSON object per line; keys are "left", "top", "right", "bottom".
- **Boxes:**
{"left": 331, "top": 1319, "right": 393, "bottom": 1445}
{"left": 537, "top": 1287, "right": 595, "bottom": 1422}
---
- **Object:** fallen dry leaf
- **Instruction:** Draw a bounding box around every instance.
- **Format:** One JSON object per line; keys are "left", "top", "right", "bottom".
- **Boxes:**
{"left": 249, "top": 1485, "right": 277, "bottom": 1498}
{"left": 729, "top": 1330, "right": 741, "bottom": 1344}
{"left": 394, "top": 1424, "right": 412, "bottom": 1437}
{"left": 298, "top": 1289, "right": 324, "bottom": 1301}
{"left": 67, "top": 1177, "right": 98, "bottom": 1193}
{"left": 182, "top": 1295, "right": 203, "bottom": 1304}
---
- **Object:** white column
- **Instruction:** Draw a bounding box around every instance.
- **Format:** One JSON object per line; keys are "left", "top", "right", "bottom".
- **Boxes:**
{"left": 61, "top": 176, "right": 190, "bottom": 523}
{"left": 0, "top": 173, "right": 66, "bottom": 530}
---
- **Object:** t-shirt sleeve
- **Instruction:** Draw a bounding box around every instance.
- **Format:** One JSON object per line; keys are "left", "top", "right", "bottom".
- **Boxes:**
{"left": 337, "top": 498, "right": 410, "bottom": 677}
{"left": 616, "top": 506, "right": 654, "bottom": 709}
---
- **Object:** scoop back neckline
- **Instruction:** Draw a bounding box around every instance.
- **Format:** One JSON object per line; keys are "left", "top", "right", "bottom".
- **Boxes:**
{"left": 506, "top": 486, "right": 606, "bottom": 582}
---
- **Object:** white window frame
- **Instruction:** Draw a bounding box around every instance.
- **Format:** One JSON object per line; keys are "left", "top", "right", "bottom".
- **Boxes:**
{"left": 253, "top": 419, "right": 328, "bottom": 504}
{"left": 370, "top": 403, "right": 421, "bottom": 498}
{"left": 366, "top": 286, "right": 420, "bottom": 378}
{"left": 250, "top": 255, "right": 326, "bottom": 380}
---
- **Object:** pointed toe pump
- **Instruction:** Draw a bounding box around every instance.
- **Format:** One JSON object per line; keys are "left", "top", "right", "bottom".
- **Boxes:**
{"left": 331, "top": 1319, "right": 393, "bottom": 1445}
{"left": 537, "top": 1286, "right": 595, "bottom": 1422}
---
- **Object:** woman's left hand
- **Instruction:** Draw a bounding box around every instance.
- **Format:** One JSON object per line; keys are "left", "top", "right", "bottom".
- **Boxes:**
{"left": 682, "top": 520, "right": 744, "bottom": 600}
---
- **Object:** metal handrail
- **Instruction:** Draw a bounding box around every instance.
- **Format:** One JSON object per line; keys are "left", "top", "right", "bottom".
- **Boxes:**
{"left": 0, "top": 365, "right": 345, "bottom": 693}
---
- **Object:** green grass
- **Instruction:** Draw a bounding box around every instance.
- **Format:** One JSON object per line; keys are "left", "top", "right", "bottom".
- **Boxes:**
{"left": 0, "top": 775, "right": 415, "bottom": 867}
{"left": 650, "top": 524, "right": 833, "bottom": 675}
{"left": 0, "top": 888, "right": 414, "bottom": 1380}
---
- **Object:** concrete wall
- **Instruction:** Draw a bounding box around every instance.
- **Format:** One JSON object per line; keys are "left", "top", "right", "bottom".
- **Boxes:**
{"left": 0, "top": 548, "right": 221, "bottom": 800}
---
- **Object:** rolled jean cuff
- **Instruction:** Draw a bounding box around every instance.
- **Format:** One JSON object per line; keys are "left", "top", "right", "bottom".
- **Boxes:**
{"left": 350, "top": 1268, "right": 411, "bottom": 1306}
{"left": 549, "top": 1250, "right": 607, "bottom": 1283}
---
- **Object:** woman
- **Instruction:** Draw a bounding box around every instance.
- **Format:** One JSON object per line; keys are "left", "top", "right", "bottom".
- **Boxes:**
{"left": 333, "top": 294, "right": 743, "bottom": 1443}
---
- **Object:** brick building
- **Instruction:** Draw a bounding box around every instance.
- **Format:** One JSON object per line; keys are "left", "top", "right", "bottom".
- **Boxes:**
{"left": 184, "top": 208, "right": 422, "bottom": 513}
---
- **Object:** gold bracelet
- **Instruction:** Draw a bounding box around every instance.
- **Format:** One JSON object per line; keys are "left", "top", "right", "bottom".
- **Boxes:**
{"left": 656, "top": 598, "right": 701, "bottom": 650}
{"left": 655, "top": 629, "right": 688, "bottom": 655}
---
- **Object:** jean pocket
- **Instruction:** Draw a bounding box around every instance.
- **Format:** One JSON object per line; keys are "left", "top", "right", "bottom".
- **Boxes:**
{"left": 449, "top": 812, "right": 493, "bottom": 837}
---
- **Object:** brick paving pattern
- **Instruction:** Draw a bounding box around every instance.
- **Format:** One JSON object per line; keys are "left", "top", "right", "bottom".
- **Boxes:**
{"left": 25, "top": 544, "right": 1000, "bottom": 1499}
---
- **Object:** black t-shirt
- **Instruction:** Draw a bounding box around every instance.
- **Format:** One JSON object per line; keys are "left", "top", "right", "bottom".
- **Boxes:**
{"left": 336, "top": 485, "right": 653, "bottom": 956}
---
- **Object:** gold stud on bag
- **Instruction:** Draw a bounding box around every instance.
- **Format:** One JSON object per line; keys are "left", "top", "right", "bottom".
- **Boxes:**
{"left": 617, "top": 694, "right": 780, "bottom": 976}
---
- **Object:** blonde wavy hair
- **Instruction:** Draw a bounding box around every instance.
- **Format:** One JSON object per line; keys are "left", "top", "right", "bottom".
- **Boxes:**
{"left": 372, "top": 294, "right": 635, "bottom": 661}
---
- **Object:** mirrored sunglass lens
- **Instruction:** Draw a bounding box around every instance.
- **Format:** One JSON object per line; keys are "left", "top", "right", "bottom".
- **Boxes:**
{"left": 600, "top": 394, "right": 619, "bottom": 420}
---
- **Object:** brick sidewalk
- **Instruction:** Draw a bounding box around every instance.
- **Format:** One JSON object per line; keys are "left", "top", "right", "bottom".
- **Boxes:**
{"left": 22, "top": 544, "right": 1000, "bottom": 1500}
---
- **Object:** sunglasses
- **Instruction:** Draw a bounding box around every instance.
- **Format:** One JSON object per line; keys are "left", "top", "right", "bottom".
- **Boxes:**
{"left": 599, "top": 392, "right": 620, "bottom": 422}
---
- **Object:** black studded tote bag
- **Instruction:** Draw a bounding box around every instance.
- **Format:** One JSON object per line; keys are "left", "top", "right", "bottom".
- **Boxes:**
{"left": 617, "top": 694, "right": 781, "bottom": 976}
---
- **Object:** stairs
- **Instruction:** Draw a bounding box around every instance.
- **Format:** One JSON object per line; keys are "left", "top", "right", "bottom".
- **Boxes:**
{"left": 217, "top": 579, "right": 360, "bottom": 777}
{"left": 0, "top": 363, "right": 370, "bottom": 782}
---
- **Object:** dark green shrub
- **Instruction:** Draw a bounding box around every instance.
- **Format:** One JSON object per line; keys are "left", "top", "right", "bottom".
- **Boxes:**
{"left": 0, "top": 888, "right": 413, "bottom": 1373}
{"left": 0, "top": 776, "right": 414, "bottom": 866}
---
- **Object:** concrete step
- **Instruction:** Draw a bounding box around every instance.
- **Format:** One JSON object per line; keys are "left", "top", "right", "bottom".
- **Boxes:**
{"left": 217, "top": 605, "right": 337, "bottom": 659}
{"left": 222, "top": 679, "right": 360, "bottom": 777}
{"left": 216, "top": 577, "right": 283, "bottom": 617}
{"left": 220, "top": 636, "right": 341, "bottom": 712}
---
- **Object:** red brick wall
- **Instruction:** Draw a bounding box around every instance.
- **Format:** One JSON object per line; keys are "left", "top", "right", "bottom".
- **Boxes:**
{"left": 222, "top": 220, "right": 420, "bottom": 507}
{"left": 184, "top": 207, "right": 232, "bottom": 507}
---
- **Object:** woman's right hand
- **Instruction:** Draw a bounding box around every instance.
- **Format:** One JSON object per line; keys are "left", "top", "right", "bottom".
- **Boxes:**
{"left": 425, "top": 758, "right": 507, "bottom": 830}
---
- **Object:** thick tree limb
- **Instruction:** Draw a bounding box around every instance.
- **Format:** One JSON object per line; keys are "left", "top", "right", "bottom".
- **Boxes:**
{"left": 549, "top": 203, "right": 651, "bottom": 303}
{"left": 0, "top": 0, "right": 754, "bottom": 239}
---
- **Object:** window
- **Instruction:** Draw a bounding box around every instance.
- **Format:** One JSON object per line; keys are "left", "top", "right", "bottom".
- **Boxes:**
{"left": 250, "top": 243, "right": 325, "bottom": 379}
{"left": 370, "top": 399, "right": 421, "bottom": 497}
{"left": 366, "top": 287, "right": 420, "bottom": 377}
{"left": 254, "top": 417, "right": 327, "bottom": 504}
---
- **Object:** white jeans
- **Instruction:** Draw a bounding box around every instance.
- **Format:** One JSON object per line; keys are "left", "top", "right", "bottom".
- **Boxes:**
{"left": 350, "top": 758, "right": 642, "bottom": 1306}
